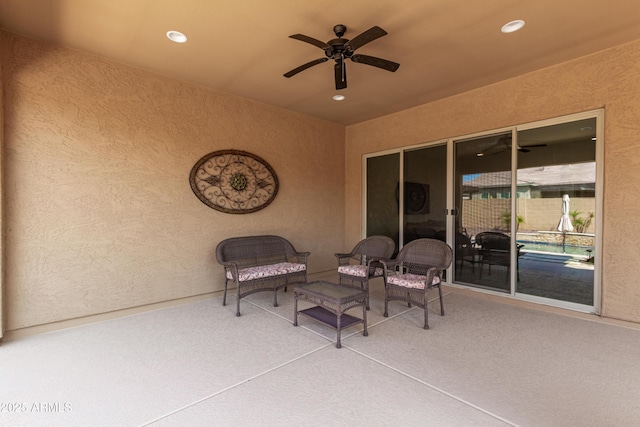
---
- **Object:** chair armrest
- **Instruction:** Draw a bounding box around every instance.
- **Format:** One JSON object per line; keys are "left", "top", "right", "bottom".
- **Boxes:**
{"left": 220, "top": 261, "right": 239, "bottom": 269}
{"left": 365, "top": 256, "right": 390, "bottom": 269}
{"left": 220, "top": 261, "right": 240, "bottom": 279}
{"left": 379, "top": 257, "right": 400, "bottom": 272}
{"left": 293, "top": 251, "right": 311, "bottom": 264}
{"left": 334, "top": 252, "right": 353, "bottom": 261}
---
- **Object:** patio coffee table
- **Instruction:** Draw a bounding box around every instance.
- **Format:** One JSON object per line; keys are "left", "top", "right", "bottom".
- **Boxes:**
{"left": 293, "top": 281, "right": 368, "bottom": 348}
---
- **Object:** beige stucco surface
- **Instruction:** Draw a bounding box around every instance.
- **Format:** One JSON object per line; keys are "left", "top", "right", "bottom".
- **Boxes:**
{"left": 346, "top": 40, "right": 640, "bottom": 324}
{"left": 0, "top": 37, "right": 4, "bottom": 337}
{"left": 3, "top": 30, "right": 640, "bottom": 331}
{"left": 2, "top": 32, "right": 345, "bottom": 331}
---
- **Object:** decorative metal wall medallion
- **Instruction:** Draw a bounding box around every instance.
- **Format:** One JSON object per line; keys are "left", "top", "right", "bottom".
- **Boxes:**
{"left": 189, "top": 150, "right": 279, "bottom": 214}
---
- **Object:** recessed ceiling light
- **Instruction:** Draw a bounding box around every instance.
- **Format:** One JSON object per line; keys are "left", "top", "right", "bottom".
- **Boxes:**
{"left": 333, "top": 95, "right": 345, "bottom": 101}
{"left": 501, "top": 20, "right": 525, "bottom": 33}
{"left": 166, "top": 31, "right": 188, "bottom": 43}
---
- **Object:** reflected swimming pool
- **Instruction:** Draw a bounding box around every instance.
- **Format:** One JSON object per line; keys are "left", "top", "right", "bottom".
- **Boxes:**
{"left": 518, "top": 241, "right": 591, "bottom": 256}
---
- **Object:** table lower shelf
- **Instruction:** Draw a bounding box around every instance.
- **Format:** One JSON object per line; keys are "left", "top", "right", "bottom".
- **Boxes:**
{"left": 297, "top": 306, "right": 363, "bottom": 330}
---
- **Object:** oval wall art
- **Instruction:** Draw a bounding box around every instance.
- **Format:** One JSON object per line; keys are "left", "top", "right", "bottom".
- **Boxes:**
{"left": 189, "top": 150, "right": 279, "bottom": 214}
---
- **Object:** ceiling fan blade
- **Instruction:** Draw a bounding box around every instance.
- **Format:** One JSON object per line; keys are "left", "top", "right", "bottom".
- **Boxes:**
{"left": 486, "top": 146, "right": 507, "bottom": 156}
{"left": 334, "top": 60, "right": 347, "bottom": 90}
{"left": 517, "top": 143, "right": 547, "bottom": 152}
{"left": 289, "top": 34, "right": 332, "bottom": 51}
{"left": 284, "top": 58, "right": 329, "bottom": 78}
{"left": 344, "top": 26, "right": 387, "bottom": 51}
{"left": 350, "top": 54, "right": 400, "bottom": 72}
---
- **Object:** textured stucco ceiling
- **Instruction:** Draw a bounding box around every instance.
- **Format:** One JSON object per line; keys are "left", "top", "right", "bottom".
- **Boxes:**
{"left": 2, "top": 0, "right": 640, "bottom": 125}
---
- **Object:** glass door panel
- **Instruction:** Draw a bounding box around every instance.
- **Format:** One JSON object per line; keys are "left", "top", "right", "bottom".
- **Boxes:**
{"left": 403, "top": 145, "right": 447, "bottom": 245}
{"left": 366, "top": 153, "right": 400, "bottom": 252}
{"left": 515, "top": 119, "right": 596, "bottom": 306}
{"left": 454, "top": 132, "right": 513, "bottom": 292}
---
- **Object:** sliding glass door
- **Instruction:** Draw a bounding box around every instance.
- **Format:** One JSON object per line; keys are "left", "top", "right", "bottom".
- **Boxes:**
{"left": 365, "top": 145, "right": 447, "bottom": 251}
{"left": 403, "top": 144, "right": 447, "bottom": 245}
{"left": 366, "top": 153, "right": 400, "bottom": 250}
{"left": 453, "top": 131, "right": 513, "bottom": 292}
{"left": 363, "top": 111, "right": 601, "bottom": 313}
{"left": 515, "top": 118, "right": 597, "bottom": 306}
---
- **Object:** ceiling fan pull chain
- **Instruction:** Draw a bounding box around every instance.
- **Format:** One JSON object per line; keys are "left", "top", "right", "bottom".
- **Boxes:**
{"left": 342, "top": 53, "right": 346, "bottom": 80}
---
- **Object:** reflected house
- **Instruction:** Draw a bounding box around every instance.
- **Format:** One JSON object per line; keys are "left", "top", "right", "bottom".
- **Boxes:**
{"left": 460, "top": 163, "right": 596, "bottom": 235}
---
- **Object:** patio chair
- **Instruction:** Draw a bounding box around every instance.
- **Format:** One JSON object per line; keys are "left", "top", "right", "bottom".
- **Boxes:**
{"left": 475, "top": 231, "right": 524, "bottom": 280}
{"left": 335, "top": 235, "right": 396, "bottom": 310}
{"left": 381, "top": 238, "right": 453, "bottom": 329}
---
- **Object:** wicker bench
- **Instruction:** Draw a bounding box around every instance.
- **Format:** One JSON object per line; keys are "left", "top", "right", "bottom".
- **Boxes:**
{"left": 216, "top": 235, "right": 310, "bottom": 316}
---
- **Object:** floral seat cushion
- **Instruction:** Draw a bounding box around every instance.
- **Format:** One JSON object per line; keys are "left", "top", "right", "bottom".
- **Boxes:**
{"left": 338, "top": 264, "right": 384, "bottom": 277}
{"left": 387, "top": 273, "right": 441, "bottom": 290}
{"left": 226, "top": 262, "right": 306, "bottom": 282}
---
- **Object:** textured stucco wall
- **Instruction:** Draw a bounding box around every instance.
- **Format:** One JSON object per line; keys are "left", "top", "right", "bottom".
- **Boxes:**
{"left": 2, "top": 32, "right": 345, "bottom": 331}
{"left": 0, "top": 35, "right": 4, "bottom": 337}
{"left": 346, "top": 40, "right": 640, "bottom": 324}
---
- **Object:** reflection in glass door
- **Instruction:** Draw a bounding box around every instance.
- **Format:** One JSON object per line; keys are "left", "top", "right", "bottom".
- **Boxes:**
{"left": 515, "top": 118, "right": 596, "bottom": 306}
{"left": 366, "top": 153, "right": 400, "bottom": 250}
{"left": 365, "top": 146, "right": 448, "bottom": 252}
{"left": 403, "top": 145, "right": 447, "bottom": 246}
{"left": 453, "top": 132, "right": 514, "bottom": 292}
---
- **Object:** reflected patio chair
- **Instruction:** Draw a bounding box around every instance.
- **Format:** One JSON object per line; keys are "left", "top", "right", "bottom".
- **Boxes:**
{"left": 335, "top": 235, "right": 395, "bottom": 310}
{"left": 381, "top": 238, "right": 453, "bottom": 329}
{"left": 434, "top": 230, "right": 477, "bottom": 274}
{"left": 475, "top": 231, "right": 523, "bottom": 280}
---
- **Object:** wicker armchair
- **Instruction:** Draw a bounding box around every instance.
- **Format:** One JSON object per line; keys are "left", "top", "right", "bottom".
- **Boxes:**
{"left": 381, "top": 238, "right": 453, "bottom": 329}
{"left": 335, "top": 235, "right": 395, "bottom": 310}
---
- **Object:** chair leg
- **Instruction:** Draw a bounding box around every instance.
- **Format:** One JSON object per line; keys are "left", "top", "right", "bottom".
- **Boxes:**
{"left": 364, "top": 280, "right": 370, "bottom": 311}
{"left": 438, "top": 285, "right": 444, "bottom": 316}
{"left": 383, "top": 285, "right": 389, "bottom": 317}
{"left": 223, "top": 279, "right": 228, "bottom": 306}
{"left": 423, "top": 303, "right": 430, "bottom": 330}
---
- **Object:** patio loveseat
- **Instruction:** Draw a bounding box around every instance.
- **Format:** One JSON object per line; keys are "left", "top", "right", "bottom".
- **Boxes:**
{"left": 215, "top": 235, "right": 310, "bottom": 316}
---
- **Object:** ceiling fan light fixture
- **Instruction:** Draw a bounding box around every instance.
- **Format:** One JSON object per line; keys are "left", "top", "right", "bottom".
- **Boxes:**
{"left": 501, "top": 20, "right": 525, "bottom": 33}
{"left": 166, "top": 30, "right": 188, "bottom": 43}
{"left": 333, "top": 94, "right": 345, "bottom": 101}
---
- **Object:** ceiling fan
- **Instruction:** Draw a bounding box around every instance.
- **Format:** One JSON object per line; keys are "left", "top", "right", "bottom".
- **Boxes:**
{"left": 284, "top": 24, "right": 400, "bottom": 90}
{"left": 485, "top": 135, "right": 548, "bottom": 155}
